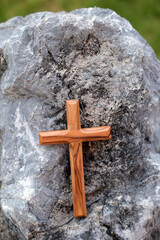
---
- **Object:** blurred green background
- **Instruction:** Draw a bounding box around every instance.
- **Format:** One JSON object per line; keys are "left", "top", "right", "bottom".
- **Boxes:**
{"left": 0, "top": 0, "right": 160, "bottom": 59}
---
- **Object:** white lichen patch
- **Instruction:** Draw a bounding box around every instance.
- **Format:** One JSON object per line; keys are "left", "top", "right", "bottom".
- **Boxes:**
{"left": 18, "top": 177, "right": 35, "bottom": 201}
{"left": 25, "top": 123, "right": 44, "bottom": 161}
{"left": 14, "top": 103, "right": 44, "bottom": 161}
{"left": 15, "top": 104, "right": 23, "bottom": 130}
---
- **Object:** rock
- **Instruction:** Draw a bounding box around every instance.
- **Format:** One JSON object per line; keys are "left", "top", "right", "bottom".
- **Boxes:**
{"left": 0, "top": 7, "right": 160, "bottom": 240}
{"left": 0, "top": 206, "right": 18, "bottom": 240}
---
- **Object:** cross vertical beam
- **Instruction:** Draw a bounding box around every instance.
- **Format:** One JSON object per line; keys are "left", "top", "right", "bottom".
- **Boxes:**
{"left": 66, "top": 100, "right": 87, "bottom": 217}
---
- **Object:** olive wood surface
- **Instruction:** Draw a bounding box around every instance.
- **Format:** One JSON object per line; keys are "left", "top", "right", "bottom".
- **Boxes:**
{"left": 39, "top": 99, "right": 111, "bottom": 218}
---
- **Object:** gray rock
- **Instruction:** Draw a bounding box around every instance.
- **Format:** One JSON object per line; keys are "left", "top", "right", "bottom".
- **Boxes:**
{"left": 0, "top": 7, "right": 160, "bottom": 240}
{"left": 0, "top": 206, "right": 18, "bottom": 240}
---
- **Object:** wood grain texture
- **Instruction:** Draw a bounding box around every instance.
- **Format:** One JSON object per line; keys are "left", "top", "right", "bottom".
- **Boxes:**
{"left": 66, "top": 99, "right": 87, "bottom": 218}
{"left": 38, "top": 99, "right": 111, "bottom": 218}
{"left": 39, "top": 126, "right": 111, "bottom": 145}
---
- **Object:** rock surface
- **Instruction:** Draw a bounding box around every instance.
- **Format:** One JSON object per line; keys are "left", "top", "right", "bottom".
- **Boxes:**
{"left": 0, "top": 206, "right": 18, "bottom": 240}
{"left": 0, "top": 7, "right": 160, "bottom": 240}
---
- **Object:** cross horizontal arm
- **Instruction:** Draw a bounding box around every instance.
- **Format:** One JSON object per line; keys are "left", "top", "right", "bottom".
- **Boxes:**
{"left": 39, "top": 126, "right": 111, "bottom": 145}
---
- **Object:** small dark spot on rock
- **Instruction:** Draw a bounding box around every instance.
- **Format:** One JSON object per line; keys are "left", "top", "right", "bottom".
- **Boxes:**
{"left": 118, "top": 54, "right": 123, "bottom": 61}
{"left": 109, "top": 69, "right": 116, "bottom": 78}
{"left": 145, "top": 136, "right": 151, "bottom": 143}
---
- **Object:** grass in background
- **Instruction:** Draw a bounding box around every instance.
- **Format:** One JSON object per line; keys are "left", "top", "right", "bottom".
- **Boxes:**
{"left": 0, "top": 0, "right": 159, "bottom": 59}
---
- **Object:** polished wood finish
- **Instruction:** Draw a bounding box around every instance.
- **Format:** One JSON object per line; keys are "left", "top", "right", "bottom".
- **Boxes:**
{"left": 39, "top": 99, "right": 111, "bottom": 218}
{"left": 39, "top": 126, "right": 111, "bottom": 145}
{"left": 66, "top": 100, "right": 87, "bottom": 217}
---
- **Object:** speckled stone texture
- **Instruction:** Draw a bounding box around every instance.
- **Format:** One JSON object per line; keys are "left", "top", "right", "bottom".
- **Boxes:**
{"left": 0, "top": 7, "right": 160, "bottom": 240}
{"left": 0, "top": 206, "right": 18, "bottom": 240}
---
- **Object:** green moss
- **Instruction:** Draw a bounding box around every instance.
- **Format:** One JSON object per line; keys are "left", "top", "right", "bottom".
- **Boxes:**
{"left": 0, "top": 0, "right": 159, "bottom": 59}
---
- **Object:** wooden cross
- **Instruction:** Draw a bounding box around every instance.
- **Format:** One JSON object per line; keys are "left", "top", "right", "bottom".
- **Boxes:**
{"left": 39, "top": 99, "right": 111, "bottom": 218}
